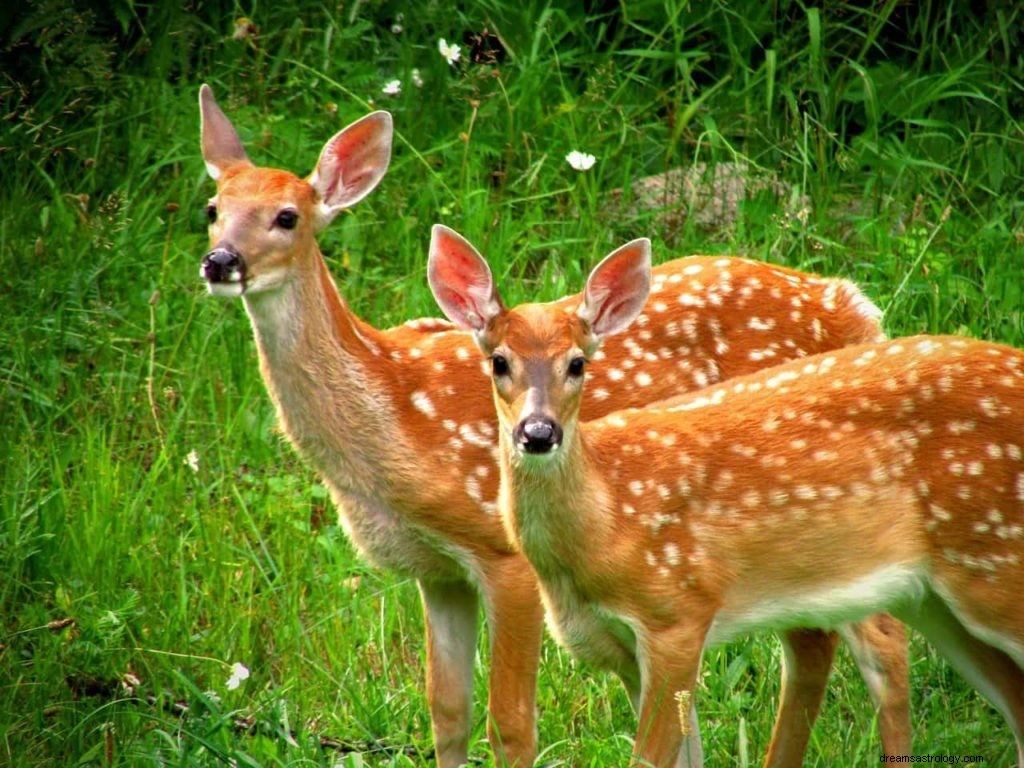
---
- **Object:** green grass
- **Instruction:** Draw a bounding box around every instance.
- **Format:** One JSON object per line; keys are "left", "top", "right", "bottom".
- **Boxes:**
{"left": 2, "top": 1, "right": 1022, "bottom": 765}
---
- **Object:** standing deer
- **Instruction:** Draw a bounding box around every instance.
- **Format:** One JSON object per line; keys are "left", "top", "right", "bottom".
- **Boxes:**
{"left": 198, "top": 83, "right": 910, "bottom": 766}
{"left": 429, "top": 235, "right": 1024, "bottom": 766}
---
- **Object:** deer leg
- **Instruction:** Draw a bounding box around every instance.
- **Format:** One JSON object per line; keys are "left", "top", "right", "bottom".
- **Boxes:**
{"left": 479, "top": 554, "right": 544, "bottom": 767}
{"left": 763, "top": 628, "right": 840, "bottom": 768}
{"left": 634, "top": 620, "right": 710, "bottom": 768}
{"left": 898, "top": 590, "right": 1024, "bottom": 765}
{"left": 674, "top": 705, "right": 704, "bottom": 768}
{"left": 419, "top": 578, "right": 479, "bottom": 768}
{"left": 838, "top": 614, "right": 912, "bottom": 758}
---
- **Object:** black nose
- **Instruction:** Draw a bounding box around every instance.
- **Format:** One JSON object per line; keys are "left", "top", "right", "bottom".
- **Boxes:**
{"left": 201, "top": 246, "right": 243, "bottom": 283}
{"left": 514, "top": 418, "right": 563, "bottom": 454}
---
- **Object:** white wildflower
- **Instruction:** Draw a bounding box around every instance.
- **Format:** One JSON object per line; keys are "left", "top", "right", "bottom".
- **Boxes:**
{"left": 390, "top": 22, "right": 403, "bottom": 34}
{"left": 226, "top": 662, "right": 250, "bottom": 690}
{"left": 411, "top": 68, "right": 424, "bottom": 88}
{"left": 438, "top": 38, "right": 461, "bottom": 66}
{"left": 184, "top": 449, "right": 199, "bottom": 473}
{"left": 382, "top": 79, "right": 401, "bottom": 96}
{"left": 566, "top": 150, "right": 597, "bottom": 172}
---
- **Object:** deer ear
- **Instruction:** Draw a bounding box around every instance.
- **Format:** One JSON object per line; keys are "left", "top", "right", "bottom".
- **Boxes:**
{"left": 428, "top": 225, "right": 505, "bottom": 346}
{"left": 309, "top": 111, "right": 393, "bottom": 223}
{"left": 199, "top": 84, "right": 251, "bottom": 180}
{"left": 577, "top": 238, "right": 652, "bottom": 340}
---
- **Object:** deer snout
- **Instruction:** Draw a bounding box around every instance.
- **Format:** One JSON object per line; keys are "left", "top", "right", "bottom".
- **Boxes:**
{"left": 514, "top": 417, "right": 563, "bottom": 454}
{"left": 201, "top": 245, "right": 244, "bottom": 285}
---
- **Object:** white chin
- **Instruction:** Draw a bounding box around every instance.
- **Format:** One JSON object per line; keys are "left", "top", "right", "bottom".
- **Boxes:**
{"left": 206, "top": 281, "right": 244, "bottom": 298}
{"left": 514, "top": 445, "right": 563, "bottom": 469}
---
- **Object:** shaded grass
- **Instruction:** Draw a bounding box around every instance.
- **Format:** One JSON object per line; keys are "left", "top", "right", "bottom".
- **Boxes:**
{"left": 1, "top": 1, "right": 1022, "bottom": 765}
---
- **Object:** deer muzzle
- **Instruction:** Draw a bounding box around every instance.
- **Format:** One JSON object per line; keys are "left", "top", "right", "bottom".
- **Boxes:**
{"left": 201, "top": 245, "right": 245, "bottom": 286}
{"left": 514, "top": 417, "right": 563, "bottom": 454}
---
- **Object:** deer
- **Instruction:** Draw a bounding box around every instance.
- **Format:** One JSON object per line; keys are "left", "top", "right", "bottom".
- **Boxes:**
{"left": 198, "top": 82, "right": 912, "bottom": 767}
{"left": 428, "top": 233, "right": 1024, "bottom": 766}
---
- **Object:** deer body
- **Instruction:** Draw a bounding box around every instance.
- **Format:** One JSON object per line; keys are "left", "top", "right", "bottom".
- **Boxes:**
{"left": 516, "top": 335, "right": 1024, "bottom": 766}
{"left": 429, "top": 237, "right": 1024, "bottom": 766}
{"left": 199, "top": 85, "right": 911, "bottom": 767}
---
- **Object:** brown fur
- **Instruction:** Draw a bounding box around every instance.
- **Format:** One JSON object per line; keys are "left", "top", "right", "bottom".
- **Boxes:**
{"left": 201, "top": 87, "right": 910, "bottom": 767}
{"left": 487, "top": 301, "right": 1024, "bottom": 766}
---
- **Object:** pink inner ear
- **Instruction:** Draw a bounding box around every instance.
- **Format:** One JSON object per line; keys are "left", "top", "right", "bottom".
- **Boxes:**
{"left": 591, "top": 296, "right": 631, "bottom": 333}
{"left": 320, "top": 158, "right": 341, "bottom": 201}
{"left": 430, "top": 253, "right": 492, "bottom": 329}
{"left": 436, "top": 243, "right": 486, "bottom": 289}
{"left": 582, "top": 239, "right": 651, "bottom": 337}
{"left": 428, "top": 226, "right": 502, "bottom": 331}
{"left": 436, "top": 287, "right": 481, "bottom": 329}
{"left": 313, "top": 112, "right": 392, "bottom": 211}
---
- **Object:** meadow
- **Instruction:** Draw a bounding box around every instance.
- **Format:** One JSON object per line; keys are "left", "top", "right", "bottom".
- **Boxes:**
{"left": 1, "top": 1, "right": 1022, "bottom": 765}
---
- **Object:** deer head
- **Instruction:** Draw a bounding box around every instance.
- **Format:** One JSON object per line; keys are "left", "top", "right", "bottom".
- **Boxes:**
{"left": 428, "top": 224, "right": 651, "bottom": 463}
{"left": 198, "top": 84, "right": 393, "bottom": 297}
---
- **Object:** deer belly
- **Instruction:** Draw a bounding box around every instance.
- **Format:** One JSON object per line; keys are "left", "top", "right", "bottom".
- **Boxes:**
{"left": 332, "top": 488, "right": 465, "bottom": 580}
{"left": 706, "top": 563, "right": 928, "bottom": 646}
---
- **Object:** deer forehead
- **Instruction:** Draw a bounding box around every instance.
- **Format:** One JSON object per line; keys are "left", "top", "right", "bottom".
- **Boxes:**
{"left": 217, "top": 166, "right": 314, "bottom": 208}
{"left": 500, "top": 304, "right": 587, "bottom": 360}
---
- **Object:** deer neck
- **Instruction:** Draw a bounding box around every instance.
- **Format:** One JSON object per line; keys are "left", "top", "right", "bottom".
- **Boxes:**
{"left": 240, "top": 252, "right": 407, "bottom": 496}
{"left": 500, "top": 427, "right": 612, "bottom": 581}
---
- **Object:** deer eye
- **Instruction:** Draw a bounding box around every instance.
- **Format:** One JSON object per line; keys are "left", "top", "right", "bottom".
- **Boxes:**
{"left": 205, "top": 204, "right": 217, "bottom": 224}
{"left": 567, "top": 356, "right": 586, "bottom": 378}
{"left": 492, "top": 354, "right": 510, "bottom": 377}
{"left": 275, "top": 210, "right": 298, "bottom": 229}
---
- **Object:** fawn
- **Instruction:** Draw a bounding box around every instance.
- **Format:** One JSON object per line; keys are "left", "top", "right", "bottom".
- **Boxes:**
{"left": 198, "top": 83, "right": 910, "bottom": 766}
{"left": 429, "top": 234, "right": 1024, "bottom": 766}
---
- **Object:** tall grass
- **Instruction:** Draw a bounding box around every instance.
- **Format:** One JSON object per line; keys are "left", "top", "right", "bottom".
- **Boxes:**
{"left": 1, "top": 1, "right": 1022, "bottom": 765}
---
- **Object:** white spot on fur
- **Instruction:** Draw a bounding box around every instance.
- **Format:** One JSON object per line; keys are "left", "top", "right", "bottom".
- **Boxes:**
{"left": 794, "top": 485, "right": 818, "bottom": 501}
{"left": 411, "top": 391, "right": 436, "bottom": 418}
{"left": 664, "top": 543, "right": 681, "bottom": 566}
{"left": 678, "top": 294, "right": 705, "bottom": 308}
{"left": 748, "top": 316, "right": 776, "bottom": 331}
{"left": 459, "top": 423, "right": 492, "bottom": 448}
{"left": 979, "top": 396, "right": 1000, "bottom": 418}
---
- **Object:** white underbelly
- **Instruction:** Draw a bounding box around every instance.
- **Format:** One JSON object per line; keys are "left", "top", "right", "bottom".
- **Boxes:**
{"left": 707, "top": 563, "right": 927, "bottom": 646}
